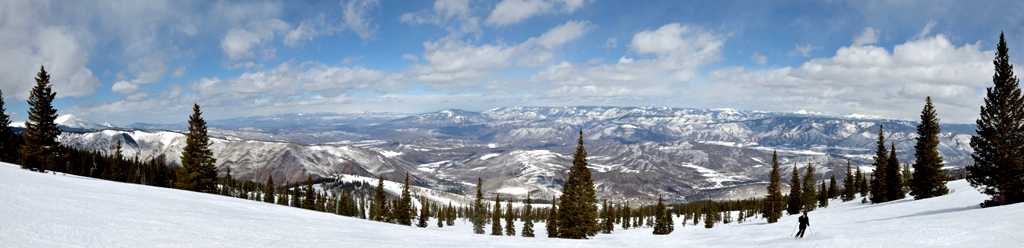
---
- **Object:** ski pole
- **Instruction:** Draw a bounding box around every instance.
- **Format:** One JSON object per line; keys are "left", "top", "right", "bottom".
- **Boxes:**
{"left": 791, "top": 224, "right": 797, "bottom": 236}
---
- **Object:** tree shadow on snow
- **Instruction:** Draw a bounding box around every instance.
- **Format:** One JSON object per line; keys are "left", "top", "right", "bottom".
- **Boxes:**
{"left": 857, "top": 204, "right": 979, "bottom": 223}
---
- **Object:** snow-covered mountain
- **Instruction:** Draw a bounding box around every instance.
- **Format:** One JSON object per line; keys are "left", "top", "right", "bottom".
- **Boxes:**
{"left": 62, "top": 106, "right": 978, "bottom": 201}
{"left": 2, "top": 162, "right": 1020, "bottom": 246}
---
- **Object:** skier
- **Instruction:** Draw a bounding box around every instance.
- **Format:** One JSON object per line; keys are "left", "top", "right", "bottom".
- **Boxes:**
{"left": 796, "top": 211, "right": 810, "bottom": 238}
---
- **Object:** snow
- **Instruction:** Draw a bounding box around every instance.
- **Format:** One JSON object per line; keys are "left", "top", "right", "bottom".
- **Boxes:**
{"left": 1, "top": 162, "right": 1022, "bottom": 247}
{"left": 480, "top": 153, "right": 501, "bottom": 160}
{"left": 495, "top": 187, "right": 529, "bottom": 196}
{"left": 378, "top": 150, "right": 403, "bottom": 158}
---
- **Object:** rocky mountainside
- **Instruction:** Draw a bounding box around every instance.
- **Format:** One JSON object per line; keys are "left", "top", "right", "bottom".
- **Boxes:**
{"left": 57, "top": 106, "right": 976, "bottom": 202}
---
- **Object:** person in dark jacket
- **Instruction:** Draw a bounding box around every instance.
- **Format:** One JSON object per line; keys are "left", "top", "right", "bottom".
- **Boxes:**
{"left": 796, "top": 211, "right": 810, "bottom": 238}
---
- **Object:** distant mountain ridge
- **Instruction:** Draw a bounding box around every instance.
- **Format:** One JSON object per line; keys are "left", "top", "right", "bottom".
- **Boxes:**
{"left": 53, "top": 106, "right": 978, "bottom": 201}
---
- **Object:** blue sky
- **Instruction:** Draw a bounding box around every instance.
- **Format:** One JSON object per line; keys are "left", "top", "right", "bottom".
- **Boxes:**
{"left": 2, "top": 0, "right": 1024, "bottom": 125}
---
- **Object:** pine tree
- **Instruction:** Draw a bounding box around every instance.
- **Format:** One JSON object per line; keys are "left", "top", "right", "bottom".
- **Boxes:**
{"left": 491, "top": 194, "right": 503, "bottom": 236}
{"left": 653, "top": 196, "right": 673, "bottom": 235}
{"left": 522, "top": 194, "right": 535, "bottom": 237}
{"left": 885, "top": 143, "right": 905, "bottom": 201}
{"left": 302, "top": 174, "right": 316, "bottom": 210}
{"left": 446, "top": 202, "right": 456, "bottom": 226}
{"left": 870, "top": 125, "right": 889, "bottom": 203}
{"left": 397, "top": 172, "right": 413, "bottom": 226}
{"left": 621, "top": 203, "right": 631, "bottom": 230}
{"left": 418, "top": 198, "right": 429, "bottom": 228}
{"left": 437, "top": 203, "right": 444, "bottom": 228}
{"left": 842, "top": 161, "right": 856, "bottom": 201}
{"left": 910, "top": 97, "right": 950, "bottom": 200}
{"left": 19, "top": 66, "right": 61, "bottom": 172}
{"left": 801, "top": 163, "right": 817, "bottom": 211}
{"left": 968, "top": 32, "right": 1024, "bottom": 207}
{"left": 828, "top": 174, "right": 839, "bottom": 199}
{"left": 473, "top": 178, "right": 486, "bottom": 234}
{"left": 546, "top": 196, "right": 559, "bottom": 238}
{"left": 174, "top": 104, "right": 217, "bottom": 193}
{"left": 600, "top": 200, "right": 614, "bottom": 233}
{"left": 786, "top": 164, "right": 803, "bottom": 215}
{"left": 762, "top": 150, "right": 784, "bottom": 223}
{"left": 856, "top": 166, "right": 869, "bottom": 197}
{"left": 557, "top": 130, "right": 599, "bottom": 239}
{"left": 504, "top": 200, "right": 516, "bottom": 236}
{"left": 264, "top": 175, "right": 275, "bottom": 203}
{"left": 0, "top": 90, "right": 18, "bottom": 163}
{"left": 372, "top": 176, "right": 387, "bottom": 222}
{"left": 818, "top": 180, "right": 829, "bottom": 207}
{"left": 902, "top": 164, "right": 913, "bottom": 192}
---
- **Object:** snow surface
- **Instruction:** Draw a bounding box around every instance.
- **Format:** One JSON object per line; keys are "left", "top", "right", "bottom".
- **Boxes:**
{"left": 1, "top": 162, "right": 1022, "bottom": 247}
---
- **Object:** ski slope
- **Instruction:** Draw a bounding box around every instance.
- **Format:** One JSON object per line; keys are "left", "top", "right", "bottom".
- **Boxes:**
{"left": 1, "top": 162, "right": 1021, "bottom": 247}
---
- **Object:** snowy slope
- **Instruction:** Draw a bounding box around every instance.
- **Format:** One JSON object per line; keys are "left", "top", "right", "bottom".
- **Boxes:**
{"left": 1, "top": 162, "right": 1021, "bottom": 247}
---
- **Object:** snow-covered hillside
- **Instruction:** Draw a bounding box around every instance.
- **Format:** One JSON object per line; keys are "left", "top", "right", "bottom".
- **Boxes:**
{"left": 1, "top": 162, "right": 1020, "bottom": 247}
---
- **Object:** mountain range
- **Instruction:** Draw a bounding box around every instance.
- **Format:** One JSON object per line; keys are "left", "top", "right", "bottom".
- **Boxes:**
{"left": 45, "top": 106, "right": 977, "bottom": 202}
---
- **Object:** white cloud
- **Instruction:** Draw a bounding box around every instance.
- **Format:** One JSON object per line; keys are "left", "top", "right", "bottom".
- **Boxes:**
{"left": 0, "top": 1, "right": 102, "bottom": 100}
{"left": 112, "top": 80, "right": 141, "bottom": 95}
{"left": 750, "top": 52, "right": 768, "bottom": 65}
{"left": 221, "top": 28, "right": 262, "bottom": 60}
{"left": 172, "top": 66, "right": 186, "bottom": 78}
{"left": 603, "top": 37, "right": 617, "bottom": 49}
{"left": 402, "top": 54, "right": 419, "bottom": 63}
{"left": 342, "top": 55, "right": 364, "bottom": 65}
{"left": 852, "top": 27, "right": 879, "bottom": 47}
{"left": 485, "top": 0, "right": 590, "bottom": 27}
{"left": 915, "top": 21, "right": 938, "bottom": 40}
{"left": 708, "top": 35, "right": 990, "bottom": 123}
{"left": 531, "top": 20, "right": 592, "bottom": 49}
{"left": 789, "top": 44, "right": 817, "bottom": 57}
{"left": 341, "top": 0, "right": 380, "bottom": 40}
{"left": 400, "top": 0, "right": 481, "bottom": 41}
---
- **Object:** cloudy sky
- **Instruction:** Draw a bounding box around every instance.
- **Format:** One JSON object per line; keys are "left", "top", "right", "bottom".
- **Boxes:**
{"left": 2, "top": 0, "right": 1023, "bottom": 125}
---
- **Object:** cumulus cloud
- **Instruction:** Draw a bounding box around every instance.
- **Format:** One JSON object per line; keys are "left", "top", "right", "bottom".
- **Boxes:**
{"left": 341, "top": 0, "right": 380, "bottom": 40}
{"left": 788, "top": 44, "right": 817, "bottom": 57}
{"left": 708, "top": 34, "right": 990, "bottom": 123}
{"left": 220, "top": 19, "right": 291, "bottom": 60}
{"left": 0, "top": 2, "right": 102, "bottom": 100}
{"left": 750, "top": 52, "right": 768, "bottom": 65}
{"left": 852, "top": 27, "right": 879, "bottom": 47}
{"left": 485, "top": 0, "right": 590, "bottom": 27}
{"left": 400, "top": 0, "right": 481, "bottom": 41}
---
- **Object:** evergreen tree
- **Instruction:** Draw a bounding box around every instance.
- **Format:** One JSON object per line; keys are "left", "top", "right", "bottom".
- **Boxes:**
{"left": 828, "top": 174, "right": 839, "bottom": 199}
{"left": 397, "top": 172, "right": 413, "bottom": 226}
{"left": 491, "top": 194, "right": 503, "bottom": 236}
{"left": 290, "top": 183, "right": 301, "bottom": 208}
{"left": 653, "top": 196, "right": 673, "bottom": 235}
{"left": 302, "top": 174, "right": 316, "bottom": 210}
{"left": 504, "top": 200, "right": 515, "bottom": 236}
{"left": 558, "top": 130, "right": 599, "bottom": 239}
{"left": 885, "top": 143, "right": 905, "bottom": 201}
{"left": 473, "top": 178, "right": 486, "bottom": 234}
{"left": 968, "top": 32, "right": 1024, "bottom": 207}
{"left": 786, "top": 164, "right": 803, "bottom": 215}
{"left": 621, "top": 203, "right": 631, "bottom": 230}
{"left": 371, "top": 176, "right": 387, "bottom": 222}
{"left": 856, "top": 166, "right": 869, "bottom": 197}
{"left": 902, "top": 164, "right": 913, "bottom": 192}
{"left": 446, "top": 202, "right": 456, "bottom": 226}
{"left": 0, "top": 90, "right": 18, "bottom": 163}
{"left": 802, "top": 163, "right": 817, "bottom": 211}
{"left": 264, "top": 175, "right": 275, "bottom": 203}
{"left": 842, "top": 162, "right": 856, "bottom": 201}
{"left": 418, "top": 198, "right": 429, "bottom": 228}
{"left": 19, "top": 66, "right": 61, "bottom": 172}
{"left": 174, "top": 104, "right": 217, "bottom": 193}
{"left": 522, "top": 194, "right": 535, "bottom": 237}
{"left": 911, "top": 97, "right": 950, "bottom": 200}
{"left": 600, "top": 200, "right": 614, "bottom": 233}
{"left": 547, "top": 196, "right": 559, "bottom": 238}
{"left": 870, "top": 126, "right": 889, "bottom": 203}
{"left": 437, "top": 204, "right": 444, "bottom": 228}
{"left": 762, "top": 150, "right": 784, "bottom": 223}
{"left": 818, "top": 180, "right": 829, "bottom": 207}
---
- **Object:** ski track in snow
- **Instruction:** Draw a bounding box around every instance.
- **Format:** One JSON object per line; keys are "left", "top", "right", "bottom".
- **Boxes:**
{"left": 1, "top": 162, "right": 1022, "bottom": 247}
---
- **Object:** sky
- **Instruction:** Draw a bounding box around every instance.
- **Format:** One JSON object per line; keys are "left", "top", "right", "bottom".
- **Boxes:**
{"left": 2, "top": 0, "right": 1024, "bottom": 125}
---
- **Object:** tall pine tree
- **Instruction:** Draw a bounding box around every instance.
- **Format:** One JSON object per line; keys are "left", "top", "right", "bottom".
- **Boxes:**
{"left": 856, "top": 166, "right": 868, "bottom": 197}
{"left": 19, "top": 66, "right": 61, "bottom": 172}
{"left": 0, "top": 90, "right": 17, "bottom": 163}
{"left": 786, "top": 164, "right": 803, "bottom": 215}
{"left": 913, "top": 96, "right": 950, "bottom": 199}
{"left": 870, "top": 126, "right": 889, "bottom": 203}
{"left": 472, "top": 177, "right": 486, "bottom": 234}
{"left": 397, "top": 172, "right": 413, "bottom": 226}
{"left": 652, "top": 195, "right": 673, "bottom": 235}
{"left": 522, "top": 194, "right": 535, "bottom": 237}
{"left": 547, "top": 196, "right": 559, "bottom": 238}
{"left": 504, "top": 200, "right": 515, "bottom": 236}
{"left": 967, "top": 32, "right": 1024, "bottom": 206}
{"left": 264, "top": 175, "right": 275, "bottom": 203}
{"left": 491, "top": 194, "right": 503, "bottom": 236}
{"left": 885, "top": 143, "right": 905, "bottom": 200}
{"left": 842, "top": 161, "right": 856, "bottom": 201}
{"left": 828, "top": 174, "right": 839, "bottom": 199}
{"left": 174, "top": 104, "right": 217, "bottom": 193}
{"left": 302, "top": 174, "right": 315, "bottom": 210}
{"left": 371, "top": 176, "right": 387, "bottom": 222}
{"left": 762, "top": 150, "right": 784, "bottom": 223}
{"left": 557, "top": 130, "right": 598, "bottom": 239}
{"left": 801, "top": 163, "right": 817, "bottom": 212}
